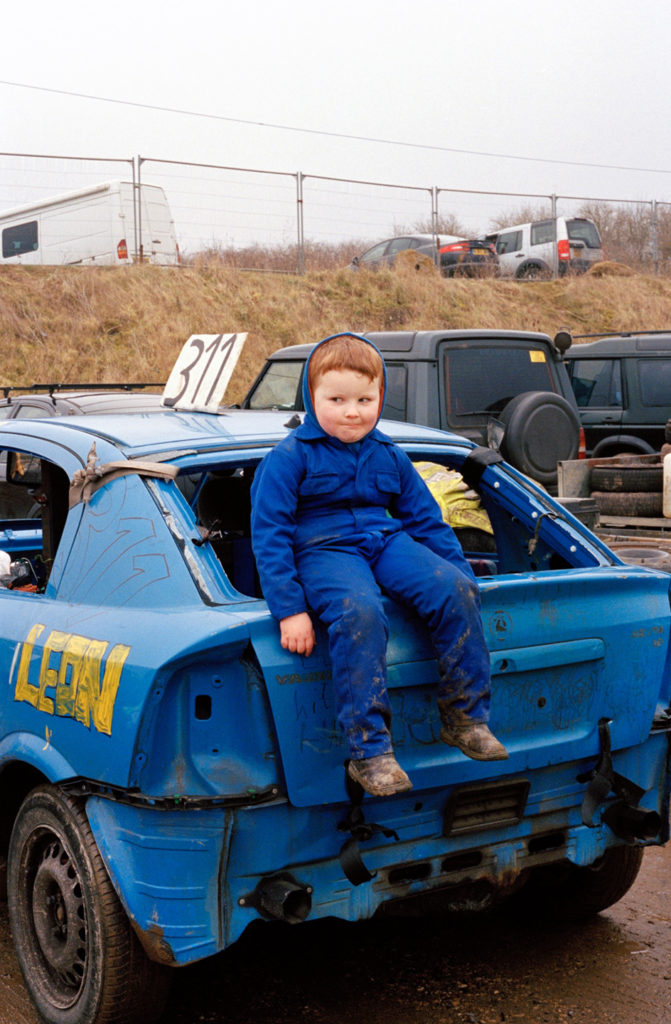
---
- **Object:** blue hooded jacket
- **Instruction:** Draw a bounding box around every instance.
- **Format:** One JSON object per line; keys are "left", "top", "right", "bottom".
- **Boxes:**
{"left": 250, "top": 333, "right": 474, "bottom": 622}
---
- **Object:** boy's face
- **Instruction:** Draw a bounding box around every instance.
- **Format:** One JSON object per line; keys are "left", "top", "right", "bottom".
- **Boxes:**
{"left": 312, "top": 368, "right": 381, "bottom": 443}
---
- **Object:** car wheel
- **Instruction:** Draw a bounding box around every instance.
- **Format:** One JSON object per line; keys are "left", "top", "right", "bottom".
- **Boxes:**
{"left": 500, "top": 391, "right": 580, "bottom": 486}
{"left": 590, "top": 464, "right": 663, "bottom": 493}
{"left": 515, "top": 845, "right": 644, "bottom": 921}
{"left": 591, "top": 490, "right": 663, "bottom": 517}
{"left": 7, "top": 785, "right": 170, "bottom": 1024}
{"left": 517, "top": 264, "right": 550, "bottom": 280}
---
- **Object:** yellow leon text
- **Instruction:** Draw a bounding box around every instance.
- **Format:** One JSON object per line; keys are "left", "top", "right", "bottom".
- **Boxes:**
{"left": 14, "top": 623, "right": 130, "bottom": 736}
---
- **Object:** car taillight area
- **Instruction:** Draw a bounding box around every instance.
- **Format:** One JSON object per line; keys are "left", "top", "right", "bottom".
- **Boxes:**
{"left": 440, "top": 241, "right": 471, "bottom": 254}
{"left": 438, "top": 239, "right": 498, "bottom": 277}
{"left": 133, "top": 649, "right": 280, "bottom": 799}
{"left": 557, "top": 238, "right": 571, "bottom": 261}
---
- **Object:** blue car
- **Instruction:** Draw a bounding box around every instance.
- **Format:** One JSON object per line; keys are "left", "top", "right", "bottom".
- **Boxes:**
{"left": 0, "top": 407, "right": 668, "bottom": 1024}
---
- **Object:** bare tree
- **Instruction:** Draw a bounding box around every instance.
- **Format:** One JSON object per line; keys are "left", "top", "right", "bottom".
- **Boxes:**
{"left": 578, "top": 201, "right": 654, "bottom": 267}
{"left": 488, "top": 204, "right": 553, "bottom": 231}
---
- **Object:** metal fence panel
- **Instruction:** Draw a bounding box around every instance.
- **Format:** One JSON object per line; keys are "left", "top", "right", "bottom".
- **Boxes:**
{"left": 1, "top": 150, "right": 670, "bottom": 275}
{"left": 139, "top": 156, "right": 300, "bottom": 269}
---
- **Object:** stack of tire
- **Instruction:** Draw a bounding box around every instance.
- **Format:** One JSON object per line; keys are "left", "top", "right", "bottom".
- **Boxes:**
{"left": 590, "top": 442, "right": 671, "bottom": 573}
{"left": 590, "top": 454, "right": 664, "bottom": 520}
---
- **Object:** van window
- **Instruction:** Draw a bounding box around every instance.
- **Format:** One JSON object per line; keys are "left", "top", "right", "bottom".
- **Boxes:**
{"left": 2, "top": 221, "right": 38, "bottom": 258}
{"left": 381, "top": 364, "right": 407, "bottom": 421}
{"left": 530, "top": 220, "right": 556, "bottom": 246}
{"left": 495, "top": 230, "right": 522, "bottom": 255}
{"left": 567, "top": 219, "right": 602, "bottom": 248}
{"left": 638, "top": 359, "right": 671, "bottom": 406}
{"left": 444, "top": 346, "right": 554, "bottom": 417}
{"left": 569, "top": 359, "right": 622, "bottom": 408}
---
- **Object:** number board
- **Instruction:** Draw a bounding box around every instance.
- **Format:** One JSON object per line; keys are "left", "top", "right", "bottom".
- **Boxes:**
{"left": 162, "top": 333, "right": 247, "bottom": 412}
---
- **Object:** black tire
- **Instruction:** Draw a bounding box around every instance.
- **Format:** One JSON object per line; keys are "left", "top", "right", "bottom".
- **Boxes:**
{"left": 517, "top": 845, "right": 644, "bottom": 921}
{"left": 591, "top": 490, "right": 663, "bottom": 517}
{"left": 517, "top": 264, "right": 550, "bottom": 280}
{"left": 7, "top": 786, "right": 170, "bottom": 1024}
{"left": 500, "top": 391, "right": 580, "bottom": 485}
{"left": 590, "top": 464, "right": 663, "bottom": 493}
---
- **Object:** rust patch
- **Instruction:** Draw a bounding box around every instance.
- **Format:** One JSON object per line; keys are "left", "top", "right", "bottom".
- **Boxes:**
{"left": 132, "top": 919, "right": 176, "bottom": 965}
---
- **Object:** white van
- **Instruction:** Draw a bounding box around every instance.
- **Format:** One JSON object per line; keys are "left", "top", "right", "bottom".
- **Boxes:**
{"left": 487, "top": 216, "right": 603, "bottom": 279}
{"left": 0, "top": 181, "right": 180, "bottom": 266}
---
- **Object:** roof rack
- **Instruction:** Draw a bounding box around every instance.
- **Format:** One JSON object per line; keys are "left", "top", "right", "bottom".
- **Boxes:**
{"left": 573, "top": 330, "right": 671, "bottom": 340}
{"left": 0, "top": 383, "right": 164, "bottom": 402}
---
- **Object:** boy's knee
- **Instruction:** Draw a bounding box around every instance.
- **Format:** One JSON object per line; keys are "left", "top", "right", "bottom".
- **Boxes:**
{"left": 337, "top": 595, "right": 386, "bottom": 634}
{"left": 435, "top": 562, "right": 480, "bottom": 604}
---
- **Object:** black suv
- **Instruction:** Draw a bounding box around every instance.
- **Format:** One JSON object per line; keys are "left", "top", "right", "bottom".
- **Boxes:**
{"left": 566, "top": 332, "right": 671, "bottom": 457}
{"left": 243, "top": 329, "right": 581, "bottom": 488}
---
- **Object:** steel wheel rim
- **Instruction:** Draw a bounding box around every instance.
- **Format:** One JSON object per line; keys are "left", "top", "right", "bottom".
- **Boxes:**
{"left": 27, "top": 832, "right": 89, "bottom": 1007}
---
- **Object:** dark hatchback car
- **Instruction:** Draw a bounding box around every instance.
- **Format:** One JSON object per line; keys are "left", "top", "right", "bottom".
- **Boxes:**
{"left": 566, "top": 332, "right": 671, "bottom": 457}
{"left": 350, "top": 233, "right": 498, "bottom": 277}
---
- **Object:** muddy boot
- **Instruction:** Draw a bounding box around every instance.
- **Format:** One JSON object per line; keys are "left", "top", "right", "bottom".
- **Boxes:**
{"left": 438, "top": 704, "right": 508, "bottom": 761}
{"left": 347, "top": 753, "right": 413, "bottom": 797}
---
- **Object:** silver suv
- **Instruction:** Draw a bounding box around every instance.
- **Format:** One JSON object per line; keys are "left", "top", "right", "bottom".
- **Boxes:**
{"left": 487, "top": 216, "right": 603, "bottom": 279}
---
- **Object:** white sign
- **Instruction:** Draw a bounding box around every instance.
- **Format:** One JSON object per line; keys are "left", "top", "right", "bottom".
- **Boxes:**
{"left": 162, "top": 333, "right": 247, "bottom": 412}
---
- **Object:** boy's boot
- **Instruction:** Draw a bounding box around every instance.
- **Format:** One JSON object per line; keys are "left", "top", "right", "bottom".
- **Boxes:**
{"left": 437, "top": 701, "right": 508, "bottom": 761}
{"left": 347, "top": 753, "right": 413, "bottom": 797}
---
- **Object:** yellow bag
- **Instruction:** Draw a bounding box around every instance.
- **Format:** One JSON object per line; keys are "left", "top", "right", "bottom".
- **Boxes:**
{"left": 414, "top": 461, "right": 493, "bottom": 534}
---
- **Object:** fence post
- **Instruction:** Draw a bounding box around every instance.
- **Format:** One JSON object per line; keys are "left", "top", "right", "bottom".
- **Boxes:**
{"left": 131, "top": 157, "right": 138, "bottom": 262}
{"left": 296, "top": 171, "right": 305, "bottom": 274}
{"left": 551, "top": 193, "right": 559, "bottom": 277}
{"left": 431, "top": 186, "right": 439, "bottom": 267}
{"left": 136, "top": 155, "right": 144, "bottom": 263}
{"left": 651, "top": 200, "right": 659, "bottom": 275}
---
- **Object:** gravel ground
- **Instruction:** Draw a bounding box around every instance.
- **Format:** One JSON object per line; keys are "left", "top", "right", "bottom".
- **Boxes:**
{"left": 1, "top": 842, "right": 669, "bottom": 1024}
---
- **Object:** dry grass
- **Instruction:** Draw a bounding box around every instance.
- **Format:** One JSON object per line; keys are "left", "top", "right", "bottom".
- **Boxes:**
{"left": 1, "top": 262, "right": 671, "bottom": 403}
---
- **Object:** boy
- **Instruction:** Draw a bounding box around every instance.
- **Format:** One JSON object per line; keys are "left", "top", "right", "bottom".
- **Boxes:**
{"left": 250, "top": 333, "right": 507, "bottom": 797}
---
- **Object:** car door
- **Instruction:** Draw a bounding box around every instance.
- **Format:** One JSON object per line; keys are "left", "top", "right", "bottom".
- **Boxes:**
{"left": 493, "top": 228, "right": 524, "bottom": 276}
{"left": 568, "top": 356, "right": 624, "bottom": 454}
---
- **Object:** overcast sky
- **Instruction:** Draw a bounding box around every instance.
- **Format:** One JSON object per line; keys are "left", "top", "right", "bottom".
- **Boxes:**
{"left": 2, "top": 0, "right": 669, "bottom": 242}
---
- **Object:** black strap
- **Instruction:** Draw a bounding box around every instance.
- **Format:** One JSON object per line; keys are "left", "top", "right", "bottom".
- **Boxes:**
{"left": 337, "top": 763, "right": 399, "bottom": 886}
{"left": 580, "top": 718, "right": 644, "bottom": 827}
{"left": 461, "top": 446, "right": 503, "bottom": 487}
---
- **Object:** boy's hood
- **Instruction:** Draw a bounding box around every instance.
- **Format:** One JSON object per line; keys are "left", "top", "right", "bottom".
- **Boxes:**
{"left": 301, "top": 332, "right": 387, "bottom": 436}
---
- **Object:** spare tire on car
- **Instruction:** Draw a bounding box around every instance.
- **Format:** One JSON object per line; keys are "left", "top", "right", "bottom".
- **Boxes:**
{"left": 500, "top": 391, "right": 580, "bottom": 486}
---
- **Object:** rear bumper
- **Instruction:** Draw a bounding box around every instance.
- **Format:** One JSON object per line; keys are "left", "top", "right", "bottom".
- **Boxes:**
{"left": 85, "top": 732, "right": 670, "bottom": 966}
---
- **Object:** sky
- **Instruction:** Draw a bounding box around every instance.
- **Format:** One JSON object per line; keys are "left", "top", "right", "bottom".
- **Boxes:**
{"left": 2, "top": 0, "right": 670, "bottom": 246}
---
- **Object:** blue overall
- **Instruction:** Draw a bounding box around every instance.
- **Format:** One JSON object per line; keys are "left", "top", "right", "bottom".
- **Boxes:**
{"left": 250, "top": 334, "right": 491, "bottom": 760}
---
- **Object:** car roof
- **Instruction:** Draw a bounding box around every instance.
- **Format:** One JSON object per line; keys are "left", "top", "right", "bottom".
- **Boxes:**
{"left": 261, "top": 329, "right": 557, "bottom": 361}
{"left": 0, "top": 391, "right": 164, "bottom": 414}
{"left": 571, "top": 332, "right": 671, "bottom": 356}
{"left": 0, "top": 408, "right": 472, "bottom": 463}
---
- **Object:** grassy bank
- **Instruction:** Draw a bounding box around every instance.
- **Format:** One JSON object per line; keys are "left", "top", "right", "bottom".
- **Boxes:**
{"left": 1, "top": 259, "right": 670, "bottom": 403}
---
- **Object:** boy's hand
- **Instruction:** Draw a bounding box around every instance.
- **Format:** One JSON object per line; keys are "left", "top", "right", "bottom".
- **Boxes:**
{"left": 280, "top": 613, "right": 316, "bottom": 657}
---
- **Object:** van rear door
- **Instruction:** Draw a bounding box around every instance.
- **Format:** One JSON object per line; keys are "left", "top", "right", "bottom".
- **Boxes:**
{"left": 136, "top": 184, "right": 179, "bottom": 265}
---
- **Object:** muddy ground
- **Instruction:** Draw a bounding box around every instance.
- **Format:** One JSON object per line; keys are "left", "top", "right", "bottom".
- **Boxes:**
{"left": 0, "top": 842, "right": 668, "bottom": 1024}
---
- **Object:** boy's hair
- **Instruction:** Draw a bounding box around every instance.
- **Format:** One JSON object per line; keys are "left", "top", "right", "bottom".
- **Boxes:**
{"left": 308, "top": 335, "right": 383, "bottom": 388}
